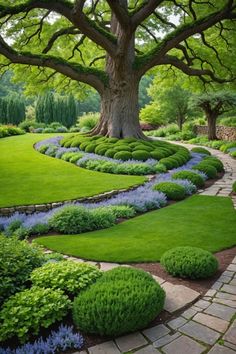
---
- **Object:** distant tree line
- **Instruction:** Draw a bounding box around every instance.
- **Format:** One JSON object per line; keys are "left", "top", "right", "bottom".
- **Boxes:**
{"left": 35, "top": 92, "right": 77, "bottom": 128}
{"left": 0, "top": 94, "right": 26, "bottom": 125}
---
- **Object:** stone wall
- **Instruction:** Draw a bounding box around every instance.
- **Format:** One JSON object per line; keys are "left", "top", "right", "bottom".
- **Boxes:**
{"left": 196, "top": 125, "right": 236, "bottom": 141}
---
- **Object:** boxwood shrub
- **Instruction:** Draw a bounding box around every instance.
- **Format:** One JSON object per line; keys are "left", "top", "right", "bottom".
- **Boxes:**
{"left": 203, "top": 157, "right": 224, "bottom": 172}
{"left": 0, "top": 287, "right": 71, "bottom": 343}
{"left": 153, "top": 182, "right": 186, "bottom": 200}
{"left": 0, "top": 236, "right": 44, "bottom": 305}
{"left": 72, "top": 267, "right": 165, "bottom": 336}
{"left": 161, "top": 247, "right": 218, "bottom": 279}
{"left": 191, "top": 147, "right": 211, "bottom": 155}
{"left": 114, "top": 151, "right": 132, "bottom": 160}
{"left": 132, "top": 150, "right": 151, "bottom": 161}
{"left": 31, "top": 261, "right": 102, "bottom": 295}
{"left": 172, "top": 170, "right": 205, "bottom": 188}
{"left": 192, "top": 162, "right": 217, "bottom": 179}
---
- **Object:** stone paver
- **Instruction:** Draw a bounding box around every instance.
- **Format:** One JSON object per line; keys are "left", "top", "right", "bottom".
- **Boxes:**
{"left": 194, "top": 299, "right": 211, "bottom": 309}
{"left": 208, "top": 344, "right": 236, "bottom": 354}
{"left": 88, "top": 341, "right": 120, "bottom": 354}
{"left": 221, "top": 284, "right": 236, "bottom": 295}
{"left": 223, "top": 320, "right": 236, "bottom": 345}
{"left": 179, "top": 320, "right": 221, "bottom": 345}
{"left": 227, "top": 264, "right": 236, "bottom": 272}
{"left": 182, "top": 308, "right": 198, "bottom": 319}
{"left": 99, "top": 262, "right": 120, "bottom": 271}
{"left": 213, "top": 298, "right": 236, "bottom": 308}
{"left": 142, "top": 324, "right": 170, "bottom": 342}
{"left": 216, "top": 292, "right": 236, "bottom": 301}
{"left": 204, "top": 302, "right": 235, "bottom": 321}
{"left": 115, "top": 332, "right": 147, "bottom": 352}
{"left": 167, "top": 316, "right": 187, "bottom": 330}
{"left": 134, "top": 345, "right": 161, "bottom": 354}
{"left": 193, "top": 313, "right": 229, "bottom": 332}
{"left": 152, "top": 275, "right": 165, "bottom": 284}
{"left": 162, "top": 282, "right": 200, "bottom": 313}
{"left": 161, "top": 335, "right": 206, "bottom": 354}
{"left": 153, "top": 332, "right": 180, "bottom": 348}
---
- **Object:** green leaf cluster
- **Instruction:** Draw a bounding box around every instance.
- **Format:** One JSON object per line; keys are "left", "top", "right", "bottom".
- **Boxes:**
{"left": 153, "top": 181, "right": 186, "bottom": 200}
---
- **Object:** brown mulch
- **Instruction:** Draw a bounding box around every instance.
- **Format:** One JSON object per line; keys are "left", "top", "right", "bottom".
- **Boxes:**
{"left": 133, "top": 246, "right": 236, "bottom": 296}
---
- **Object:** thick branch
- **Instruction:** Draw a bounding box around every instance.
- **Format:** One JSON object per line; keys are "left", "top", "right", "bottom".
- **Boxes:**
{"left": 0, "top": 0, "right": 117, "bottom": 56}
{"left": 106, "top": 0, "right": 131, "bottom": 28}
{"left": 43, "top": 27, "right": 81, "bottom": 53}
{"left": 0, "top": 36, "right": 106, "bottom": 93}
{"left": 135, "top": 1, "right": 236, "bottom": 75}
{"left": 131, "top": 0, "right": 165, "bottom": 29}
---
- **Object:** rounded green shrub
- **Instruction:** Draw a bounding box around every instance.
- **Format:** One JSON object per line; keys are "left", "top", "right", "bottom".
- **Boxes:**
{"left": 155, "top": 163, "right": 167, "bottom": 173}
{"left": 230, "top": 151, "right": 236, "bottom": 158}
{"left": 0, "top": 287, "right": 71, "bottom": 343}
{"left": 191, "top": 147, "right": 211, "bottom": 155}
{"left": 203, "top": 157, "right": 224, "bottom": 172}
{"left": 114, "top": 151, "right": 132, "bottom": 161}
{"left": 150, "top": 150, "right": 166, "bottom": 160}
{"left": 132, "top": 150, "right": 150, "bottom": 161}
{"left": 192, "top": 163, "right": 217, "bottom": 179}
{"left": 114, "top": 145, "right": 132, "bottom": 152}
{"left": 159, "top": 157, "right": 179, "bottom": 170}
{"left": 106, "top": 137, "right": 119, "bottom": 143}
{"left": 31, "top": 261, "right": 102, "bottom": 295}
{"left": 172, "top": 171, "right": 205, "bottom": 188}
{"left": 133, "top": 145, "right": 153, "bottom": 152}
{"left": 89, "top": 207, "right": 116, "bottom": 229}
{"left": 105, "top": 149, "right": 116, "bottom": 158}
{"left": 0, "top": 236, "right": 44, "bottom": 305}
{"left": 161, "top": 247, "right": 218, "bottom": 279}
{"left": 153, "top": 182, "right": 186, "bottom": 200}
{"left": 72, "top": 267, "right": 165, "bottom": 336}
{"left": 85, "top": 144, "right": 96, "bottom": 153}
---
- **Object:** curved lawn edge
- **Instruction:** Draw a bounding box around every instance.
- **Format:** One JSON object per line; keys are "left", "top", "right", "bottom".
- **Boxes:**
{"left": 35, "top": 195, "right": 236, "bottom": 263}
{"left": 0, "top": 134, "right": 146, "bottom": 208}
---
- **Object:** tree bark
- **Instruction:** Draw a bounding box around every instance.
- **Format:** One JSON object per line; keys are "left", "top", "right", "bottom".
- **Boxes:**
{"left": 207, "top": 113, "right": 218, "bottom": 140}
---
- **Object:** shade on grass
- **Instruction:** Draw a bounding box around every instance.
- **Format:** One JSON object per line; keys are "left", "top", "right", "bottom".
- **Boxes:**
{"left": 0, "top": 134, "right": 145, "bottom": 207}
{"left": 36, "top": 195, "right": 236, "bottom": 263}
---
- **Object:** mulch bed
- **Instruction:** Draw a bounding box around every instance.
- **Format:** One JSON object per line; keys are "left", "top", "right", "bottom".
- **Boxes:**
{"left": 133, "top": 245, "right": 236, "bottom": 296}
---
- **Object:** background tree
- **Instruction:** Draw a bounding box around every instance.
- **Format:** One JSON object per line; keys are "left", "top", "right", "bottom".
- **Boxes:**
{"left": 0, "top": 1, "right": 235, "bottom": 138}
{"left": 0, "top": 94, "right": 25, "bottom": 125}
{"left": 189, "top": 91, "right": 236, "bottom": 140}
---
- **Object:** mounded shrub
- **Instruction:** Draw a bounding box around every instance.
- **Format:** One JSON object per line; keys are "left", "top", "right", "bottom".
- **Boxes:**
{"left": 0, "top": 236, "right": 44, "bottom": 305}
{"left": 192, "top": 163, "right": 217, "bottom": 179}
{"left": 0, "top": 287, "right": 71, "bottom": 343}
{"left": 155, "top": 163, "right": 167, "bottom": 173}
{"left": 132, "top": 150, "right": 150, "bottom": 161}
{"left": 85, "top": 144, "right": 96, "bottom": 153}
{"left": 153, "top": 182, "right": 186, "bottom": 200}
{"left": 113, "top": 151, "right": 132, "bottom": 161}
{"left": 105, "top": 149, "right": 116, "bottom": 158}
{"left": 161, "top": 246, "right": 218, "bottom": 279}
{"left": 104, "top": 205, "right": 136, "bottom": 218}
{"left": 203, "top": 157, "right": 224, "bottom": 172}
{"left": 159, "top": 157, "right": 179, "bottom": 170}
{"left": 133, "top": 144, "right": 153, "bottom": 152}
{"left": 150, "top": 150, "right": 166, "bottom": 160}
{"left": 191, "top": 147, "right": 211, "bottom": 155}
{"left": 89, "top": 207, "right": 116, "bottom": 229}
{"left": 114, "top": 145, "right": 132, "bottom": 152}
{"left": 31, "top": 261, "right": 102, "bottom": 295}
{"left": 172, "top": 170, "right": 205, "bottom": 188}
{"left": 72, "top": 267, "right": 165, "bottom": 336}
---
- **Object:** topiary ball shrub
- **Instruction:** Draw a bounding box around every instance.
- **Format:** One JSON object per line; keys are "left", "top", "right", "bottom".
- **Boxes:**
{"left": 153, "top": 182, "right": 186, "bottom": 200}
{"left": 113, "top": 151, "right": 132, "bottom": 161}
{"left": 31, "top": 261, "right": 102, "bottom": 295}
{"left": 161, "top": 247, "right": 218, "bottom": 279}
{"left": 132, "top": 150, "right": 150, "bottom": 161}
{"left": 191, "top": 147, "right": 211, "bottom": 155}
{"left": 203, "top": 157, "right": 224, "bottom": 172}
{"left": 172, "top": 170, "right": 205, "bottom": 188}
{"left": 72, "top": 267, "right": 165, "bottom": 337}
{"left": 192, "top": 163, "right": 217, "bottom": 179}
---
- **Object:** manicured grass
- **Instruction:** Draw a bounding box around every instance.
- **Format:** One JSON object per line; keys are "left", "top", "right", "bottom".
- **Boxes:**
{"left": 0, "top": 134, "right": 145, "bottom": 207}
{"left": 36, "top": 195, "right": 236, "bottom": 263}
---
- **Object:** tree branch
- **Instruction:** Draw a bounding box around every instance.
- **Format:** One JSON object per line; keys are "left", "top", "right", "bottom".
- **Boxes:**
{"left": 106, "top": 0, "right": 131, "bottom": 28}
{"left": 43, "top": 27, "right": 81, "bottom": 53}
{"left": 0, "top": 36, "right": 106, "bottom": 93}
{"left": 131, "top": 0, "right": 165, "bottom": 29}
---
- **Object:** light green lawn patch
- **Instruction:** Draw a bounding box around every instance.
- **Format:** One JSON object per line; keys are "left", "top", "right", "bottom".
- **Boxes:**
{"left": 0, "top": 134, "right": 145, "bottom": 207}
{"left": 36, "top": 195, "right": 236, "bottom": 263}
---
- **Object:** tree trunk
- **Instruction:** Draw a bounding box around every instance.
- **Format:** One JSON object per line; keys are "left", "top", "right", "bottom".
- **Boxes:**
{"left": 90, "top": 1, "right": 146, "bottom": 139}
{"left": 207, "top": 113, "right": 217, "bottom": 140}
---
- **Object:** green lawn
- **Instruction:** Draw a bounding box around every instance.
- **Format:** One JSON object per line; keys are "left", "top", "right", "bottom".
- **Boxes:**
{"left": 36, "top": 195, "right": 236, "bottom": 263}
{"left": 0, "top": 134, "right": 145, "bottom": 207}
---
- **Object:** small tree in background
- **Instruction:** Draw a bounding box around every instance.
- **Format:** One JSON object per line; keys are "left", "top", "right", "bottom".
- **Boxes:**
{"left": 0, "top": 94, "right": 25, "bottom": 125}
{"left": 189, "top": 91, "right": 236, "bottom": 140}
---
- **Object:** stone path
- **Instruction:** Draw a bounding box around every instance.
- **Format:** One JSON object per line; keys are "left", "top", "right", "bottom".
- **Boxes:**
{"left": 73, "top": 257, "right": 236, "bottom": 354}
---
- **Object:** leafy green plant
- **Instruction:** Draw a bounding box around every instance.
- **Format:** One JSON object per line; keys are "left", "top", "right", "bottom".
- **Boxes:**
{"left": 89, "top": 207, "right": 116, "bottom": 230}
{"left": 132, "top": 150, "right": 151, "bottom": 161}
{"left": 0, "top": 287, "right": 71, "bottom": 343}
{"left": 172, "top": 170, "right": 205, "bottom": 188}
{"left": 202, "top": 157, "right": 224, "bottom": 172}
{"left": 192, "top": 162, "right": 217, "bottom": 179}
{"left": 72, "top": 267, "right": 165, "bottom": 336}
{"left": 31, "top": 261, "right": 102, "bottom": 295}
{"left": 0, "top": 236, "right": 44, "bottom": 305}
{"left": 113, "top": 151, "right": 133, "bottom": 161}
{"left": 161, "top": 246, "right": 218, "bottom": 279}
{"left": 30, "top": 223, "right": 50, "bottom": 235}
{"left": 191, "top": 147, "right": 211, "bottom": 155}
{"left": 153, "top": 181, "right": 186, "bottom": 200}
{"left": 78, "top": 113, "right": 99, "bottom": 132}
{"left": 109, "top": 205, "right": 136, "bottom": 218}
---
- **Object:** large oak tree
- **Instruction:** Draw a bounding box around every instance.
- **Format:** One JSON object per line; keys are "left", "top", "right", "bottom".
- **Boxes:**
{"left": 0, "top": 0, "right": 235, "bottom": 138}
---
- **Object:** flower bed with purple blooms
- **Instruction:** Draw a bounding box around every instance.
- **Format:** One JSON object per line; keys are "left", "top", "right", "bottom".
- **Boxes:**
{"left": 0, "top": 325, "right": 84, "bottom": 354}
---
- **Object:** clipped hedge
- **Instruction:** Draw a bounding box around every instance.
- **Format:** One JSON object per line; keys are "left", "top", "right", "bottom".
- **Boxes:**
{"left": 172, "top": 170, "right": 205, "bottom": 188}
{"left": 153, "top": 182, "right": 186, "bottom": 200}
{"left": 203, "top": 157, "right": 224, "bottom": 172}
{"left": 192, "top": 162, "right": 217, "bottom": 179}
{"left": 72, "top": 267, "right": 165, "bottom": 336}
{"left": 161, "top": 246, "right": 218, "bottom": 279}
{"left": 191, "top": 147, "right": 211, "bottom": 155}
{"left": 31, "top": 261, "right": 102, "bottom": 295}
